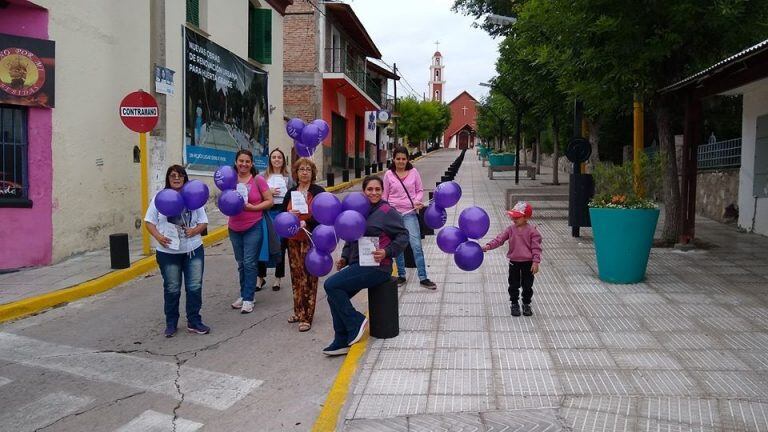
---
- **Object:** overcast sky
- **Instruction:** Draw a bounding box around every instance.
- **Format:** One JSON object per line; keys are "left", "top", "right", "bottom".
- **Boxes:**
{"left": 349, "top": 0, "right": 500, "bottom": 103}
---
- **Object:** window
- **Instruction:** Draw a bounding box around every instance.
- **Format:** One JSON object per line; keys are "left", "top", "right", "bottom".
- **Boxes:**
{"left": 435, "top": 70, "right": 440, "bottom": 80}
{"left": 186, "top": 0, "right": 200, "bottom": 27}
{"left": 435, "top": 58, "right": 440, "bottom": 66}
{"left": 434, "top": 90, "right": 440, "bottom": 100}
{"left": 248, "top": 4, "right": 272, "bottom": 64}
{"left": 0, "top": 105, "right": 29, "bottom": 204}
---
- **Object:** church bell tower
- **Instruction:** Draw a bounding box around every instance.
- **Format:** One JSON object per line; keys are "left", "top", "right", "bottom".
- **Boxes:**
{"left": 428, "top": 42, "right": 444, "bottom": 103}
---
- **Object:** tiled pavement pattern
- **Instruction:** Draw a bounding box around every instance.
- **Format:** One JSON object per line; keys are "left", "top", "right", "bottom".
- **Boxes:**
{"left": 341, "top": 150, "right": 768, "bottom": 431}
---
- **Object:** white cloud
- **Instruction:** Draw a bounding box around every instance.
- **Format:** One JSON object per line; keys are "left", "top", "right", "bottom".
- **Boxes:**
{"left": 348, "top": 0, "right": 499, "bottom": 103}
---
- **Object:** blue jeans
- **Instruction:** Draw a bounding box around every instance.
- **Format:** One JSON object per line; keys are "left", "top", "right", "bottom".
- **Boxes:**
{"left": 229, "top": 223, "right": 263, "bottom": 301}
{"left": 156, "top": 246, "right": 204, "bottom": 327}
{"left": 324, "top": 264, "right": 392, "bottom": 345}
{"left": 395, "top": 213, "right": 428, "bottom": 280}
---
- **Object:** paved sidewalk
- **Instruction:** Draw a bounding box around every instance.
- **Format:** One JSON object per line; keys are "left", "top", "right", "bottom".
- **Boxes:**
{"left": 341, "top": 151, "right": 768, "bottom": 431}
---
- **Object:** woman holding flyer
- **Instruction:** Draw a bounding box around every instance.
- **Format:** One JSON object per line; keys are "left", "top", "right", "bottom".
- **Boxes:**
{"left": 257, "top": 148, "right": 296, "bottom": 291}
{"left": 144, "top": 165, "right": 210, "bottom": 338}
{"left": 321, "top": 175, "right": 409, "bottom": 356}
{"left": 284, "top": 158, "right": 325, "bottom": 332}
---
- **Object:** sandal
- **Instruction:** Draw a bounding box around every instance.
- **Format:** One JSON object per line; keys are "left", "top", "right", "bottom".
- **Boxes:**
{"left": 287, "top": 315, "right": 299, "bottom": 323}
{"left": 298, "top": 322, "right": 311, "bottom": 332}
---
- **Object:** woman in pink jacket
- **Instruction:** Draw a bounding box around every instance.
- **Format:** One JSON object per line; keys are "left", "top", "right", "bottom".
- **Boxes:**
{"left": 382, "top": 147, "right": 437, "bottom": 289}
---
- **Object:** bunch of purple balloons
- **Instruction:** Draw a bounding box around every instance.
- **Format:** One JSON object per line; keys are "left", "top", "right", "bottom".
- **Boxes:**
{"left": 425, "top": 181, "right": 489, "bottom": 272}
{"left": 272, "top": 191, "right": 371, "bottom": 277}
{"left": 154, "top": 180, "right": 210, "bottom": 217}
{"left": 213, "top": 165, "right": 245, "bottom": 217}
{"left": 286, "top": 117, "right": 329, "bottom": 157}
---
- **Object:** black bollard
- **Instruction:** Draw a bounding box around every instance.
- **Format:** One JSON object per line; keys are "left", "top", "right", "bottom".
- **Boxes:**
{"left": 109, "top": 233, "right": 130, "bottom": 269}
{"left": 342, "top": 170, "right": 350, "bottom": 182}
{"left": 368, "top": 278, "right": 399, "bottom": 338}
{"left": 326, "top": 172, "right": 335, "bottom": 187}
{"left": 365, "top": 165, "right": 371, "bottom": 175}
{"left": 429, "top": 191, "right": 434, "bottom": 201}
{"left": 377, "top": 162, "right": 383, "bottom": 171}
{"left": 441, "top": 176, "right": 450, "bottom": 182}
{"left": 355, "top": 167, "right": 362, "bottom": 178}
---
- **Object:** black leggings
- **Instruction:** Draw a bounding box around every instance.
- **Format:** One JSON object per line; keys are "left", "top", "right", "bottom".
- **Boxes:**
{"left": 508, "top": 261, "right": 534, "bottom": 305}
{"left": 258, "top": 238, "right": 287, "bottom": 279}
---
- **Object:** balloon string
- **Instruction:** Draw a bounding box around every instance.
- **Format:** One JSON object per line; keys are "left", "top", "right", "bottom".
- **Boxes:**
{"left": 302, "top": 227, "right": 315, "bottom": 248}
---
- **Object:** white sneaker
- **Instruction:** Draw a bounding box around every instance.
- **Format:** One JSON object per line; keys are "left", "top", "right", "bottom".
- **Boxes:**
{"left": 231, "top": 298, "right": 243, "bottom": 309}
{"left": 241, "top": 301, "right": 254, "bottom": 314}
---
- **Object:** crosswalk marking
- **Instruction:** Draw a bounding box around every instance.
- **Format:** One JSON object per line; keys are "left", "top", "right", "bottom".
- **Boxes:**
{"left": 0, "top": 392, "right": 93, "bottom": 432}
{"left": 115, "top": 410, "right": 203, "bottom": 432}
{"left": 0, "top": 332, "right": 262, "bottom": 410}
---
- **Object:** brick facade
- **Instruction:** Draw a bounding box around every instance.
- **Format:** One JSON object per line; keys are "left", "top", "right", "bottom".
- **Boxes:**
{"left": 444, "top": 91, "right": 478, "bottom": 148}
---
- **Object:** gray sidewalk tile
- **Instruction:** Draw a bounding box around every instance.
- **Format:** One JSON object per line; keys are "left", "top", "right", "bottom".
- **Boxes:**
{"left": 340, "top": 150, "right": 768, "bottom": 429}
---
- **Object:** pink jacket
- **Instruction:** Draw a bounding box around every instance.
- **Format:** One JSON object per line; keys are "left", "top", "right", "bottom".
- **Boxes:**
{"left": 382, "top": 169, "right": 424, "bottom": 214}
{"left": 485, "top": 223, "right": 542, "bottom": 263}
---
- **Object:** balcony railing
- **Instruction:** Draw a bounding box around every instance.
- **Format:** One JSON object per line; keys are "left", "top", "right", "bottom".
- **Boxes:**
{"left": 325, "top": 48, "right": 382, "bottom": 106}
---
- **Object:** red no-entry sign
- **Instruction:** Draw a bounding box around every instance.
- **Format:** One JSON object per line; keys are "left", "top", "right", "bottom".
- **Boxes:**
{"left": 119, "top": 90, "right": 159, "bottom": 133}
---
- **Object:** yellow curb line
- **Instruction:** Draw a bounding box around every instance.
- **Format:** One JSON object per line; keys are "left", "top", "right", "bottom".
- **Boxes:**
{"left": 0, "top": 226, "right": 229, "bottom": 324}
{"left": 312, "top": 333, "right": 369, "bottom": 432}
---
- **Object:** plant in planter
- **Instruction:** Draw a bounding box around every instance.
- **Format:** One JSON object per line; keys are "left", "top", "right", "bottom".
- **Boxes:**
{"left": 588, "top": 153, "right": 663, "bottom": 283}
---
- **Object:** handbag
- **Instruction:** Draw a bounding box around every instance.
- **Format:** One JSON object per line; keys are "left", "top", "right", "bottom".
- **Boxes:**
{"left": 257, "top": 178, "right": 282, "bottom": 266}
{"left": 392, "top": 171, "right": 433, "bottom": 238}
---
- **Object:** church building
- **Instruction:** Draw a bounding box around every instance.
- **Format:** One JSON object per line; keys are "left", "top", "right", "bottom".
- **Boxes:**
{"left": 443, "top": 91, "right": 478, "bottom": 149}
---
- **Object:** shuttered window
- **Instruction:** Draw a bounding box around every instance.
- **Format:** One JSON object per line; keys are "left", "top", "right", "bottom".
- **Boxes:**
{"left": 248, "top": 6, "right": 272, "bottom": 64}
{"left": 186, "top": 0, "right": 200, "bottom": 27}
{"left": 0, "top": 105, "right": 30, "bottom": 206}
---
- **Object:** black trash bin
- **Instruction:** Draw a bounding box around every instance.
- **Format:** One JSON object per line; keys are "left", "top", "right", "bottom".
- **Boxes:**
{"left": 368, "top": 278, "right": 399, "bottom": 338}
{"left": 109, "top": 233, "right": 130, "bottom": 269}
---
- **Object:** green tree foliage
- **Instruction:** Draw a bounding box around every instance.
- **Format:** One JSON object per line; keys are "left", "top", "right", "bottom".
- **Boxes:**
{"left": 397, "top": 97, "right": 452, "bottom": 146}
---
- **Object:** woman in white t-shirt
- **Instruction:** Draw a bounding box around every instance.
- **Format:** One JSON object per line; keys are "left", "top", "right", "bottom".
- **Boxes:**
{"left": 144, "top": 165, "right": 210, "bottom": 338}
{"left": 257, "top": 148, "right": 296, "bottom": 291}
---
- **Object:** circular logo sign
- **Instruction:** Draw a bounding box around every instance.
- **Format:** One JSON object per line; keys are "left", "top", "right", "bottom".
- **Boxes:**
{"left": 119, "top": 91, "right": 159, "bottom": 133}
{"left": 0, "top": 47, "right": 46, "bottom": 97}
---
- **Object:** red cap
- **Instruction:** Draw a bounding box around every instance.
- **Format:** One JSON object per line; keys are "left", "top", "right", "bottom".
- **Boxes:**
{"left": 508, "top": 201, "right": 533, "bottom": 218}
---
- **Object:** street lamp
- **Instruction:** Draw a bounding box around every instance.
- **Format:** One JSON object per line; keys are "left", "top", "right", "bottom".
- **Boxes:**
{"left": 485, "top": 14, "right": 517, "bottom": 26}
{"left": 480, "top": 81, "right": 521, "bottom": 184}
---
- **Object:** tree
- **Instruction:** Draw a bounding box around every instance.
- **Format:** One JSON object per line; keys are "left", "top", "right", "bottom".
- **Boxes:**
{"left": 397, "top": 97, "right": 452, "bottom": 150}
{"left": 479, "top": 0, "right": 768, "bottom": 242}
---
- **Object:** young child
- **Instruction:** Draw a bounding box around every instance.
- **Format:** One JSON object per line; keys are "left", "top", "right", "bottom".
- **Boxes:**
{"left": 482, "top": 201, "right": 542, "bottom": 316}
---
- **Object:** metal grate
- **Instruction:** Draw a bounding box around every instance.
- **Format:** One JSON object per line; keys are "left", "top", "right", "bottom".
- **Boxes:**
{"left": 697, "top": 138, "right": 741, "bottom": 170}
{"left": 0, "top": 105, "right": 28, "bottom": 200}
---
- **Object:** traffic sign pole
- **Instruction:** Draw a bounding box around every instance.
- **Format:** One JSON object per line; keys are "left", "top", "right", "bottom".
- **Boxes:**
{"left": 119, "top": 90, "right": 159, "bottom": 257}
{"left": 140, "top": 132, "right": 150, "bottom": 256}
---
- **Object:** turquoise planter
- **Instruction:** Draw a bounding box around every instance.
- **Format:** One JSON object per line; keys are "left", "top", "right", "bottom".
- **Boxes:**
{"left": 488, "top": 153, "right": 516, "bottom": 166}
{"left": 589, "top": 207, "right": 660, "bottom": 284}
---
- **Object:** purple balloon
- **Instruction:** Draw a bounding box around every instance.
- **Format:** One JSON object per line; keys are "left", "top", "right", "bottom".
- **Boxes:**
{"left": 458, "top": 206, "right": 490, "bottom": 239}
{"left": 434, "top": 181, "right": 462, "bottom": 208}
{"left": 334, "top": 210, "right": 367, "bottom": 242}
{"left": 155, "top": 189, "right": 185, "bottom": 217}
{"left": 312, "top": 119, "right": 330, "bottom": 140}
{"left": 180, "top": 180, "right": 209, "bottom": 210}
{"left": 218, "top": 189, "right": 244, "bottom": 216}
{"left": 295, "top": 140, "right": 313, "bottom": 157}
{"left": 214, "top": 165, "right": 237, "bottom": 191}
{"left": 286, "top": 118, "right": 305, "bottom": 140}
{"left": 311, "top": 192, "right": 342, "bottom": 225}
{"left": 454, "top": 241, "right": 484, "bottom": 271}
{"left": 424, "top": 203, "right": 447, "bottom": 230}
{"left": 436, "top": 226, "right": 468, "bottom": 254}
{"left": 300, "top": 123, "right": 322, "bottom": 148}
{"left": 274, "top": 212, "right": 300, "bottom": 238}
{"left": 305, "top": 247, "right": 333, "bottom": 277}
{"left": 342, "top": 192, "right": 371, "bottom": 216}
{"left": 312, "top": 224, "right": 338, "bottom": 253}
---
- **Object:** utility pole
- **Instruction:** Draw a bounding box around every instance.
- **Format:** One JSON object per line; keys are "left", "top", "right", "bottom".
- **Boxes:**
{"left": 393, "top": 63, "right": 399, "bottom": 149}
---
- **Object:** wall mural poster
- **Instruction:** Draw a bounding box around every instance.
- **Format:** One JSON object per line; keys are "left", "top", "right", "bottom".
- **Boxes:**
{"left": 184, "top": 28, "right": 269, "bottom": 173}
{"left": 0, "top": 33, "right": 55, "bottom": 108}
